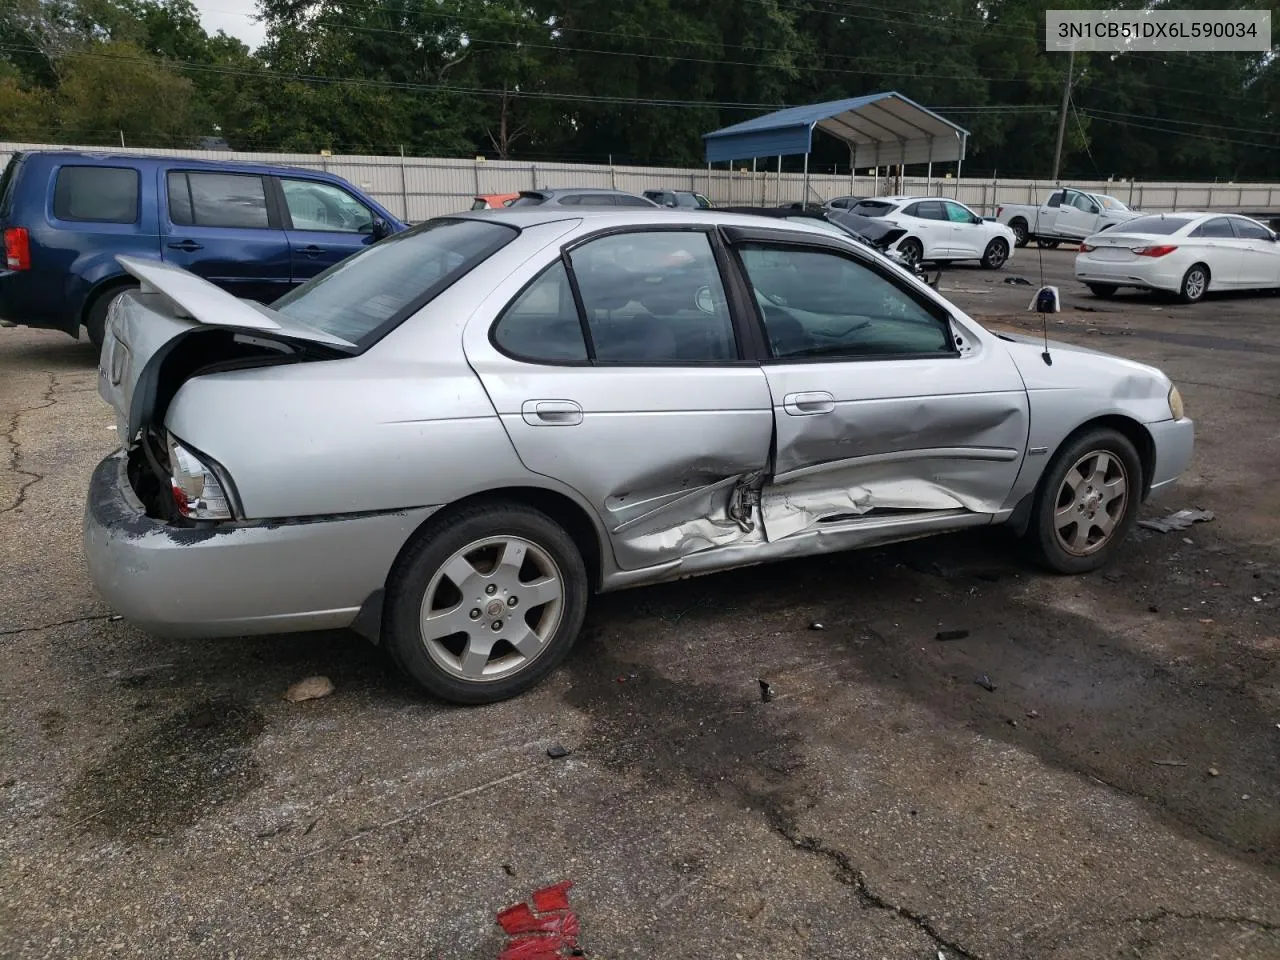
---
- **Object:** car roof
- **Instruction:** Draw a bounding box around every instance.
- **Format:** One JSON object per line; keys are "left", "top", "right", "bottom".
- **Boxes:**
{"left": 454, "top": 207, "right": 847, "bottom": 237}
{"left": 529, "top": 187, "right": 645, "bottom": 196}
{"left": 16, "top": 148, "right": 345, "bottom": 179}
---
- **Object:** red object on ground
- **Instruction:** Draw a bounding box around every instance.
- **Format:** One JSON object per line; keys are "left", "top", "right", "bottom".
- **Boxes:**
{"left": 496, "top": 881, "right": 580, "bottom": 959}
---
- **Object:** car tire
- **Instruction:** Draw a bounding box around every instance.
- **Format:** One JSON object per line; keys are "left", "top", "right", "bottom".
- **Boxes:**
{"left": 1010, "top": 219, "right": 1029, "bottom": 247}
{"left": 1179, "top": 263, "right": 1209, "bottom": 303}
{"left": 1087, "top": 283, "right": 1118, "bottom": 298}
{"left": 84, "top": 282, "right": 138, "bottom": 350}
{"left": 1026, "top": 427, "right": 1143, "bottom": 574}
{"left": 897, "top": 238, "right": 924, "bottom": 268}
{"left": 981, "top": 237, "right": 1009, "bottom": 269}
{"left": 1038, "top": 239, "right": 1060, "bottom": 250}
{"left": 383, "top": 501, "right": 589, "bottom": 704}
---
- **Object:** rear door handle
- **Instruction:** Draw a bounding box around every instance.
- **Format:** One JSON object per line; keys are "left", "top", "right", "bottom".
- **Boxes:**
{"left": 521, "top": 399, "right": 583, "bottom": 426}
{"left": 167, "top": 240, "right": 203, "bottom": 252}
{"left": 783, "top": 391, "right": 835, "bottom": 416}
{"left": 299, "top": 244, "right": 325, "bottom": 258}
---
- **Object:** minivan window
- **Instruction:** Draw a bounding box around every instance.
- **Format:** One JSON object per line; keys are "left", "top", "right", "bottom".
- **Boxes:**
{"left": 168, "top": 171, "right": 271, "bottom": 228}
{"left": 53, "top": 166, "right": 139, "bottom": 224}
{"left": 0, "top": 155, "right": 24, "bottom": 219}
{"left": 272, "top": 218, "right": 517, "bottom": 346}
{"left": 281, "top": 178, "right": 373, "bottom": 233}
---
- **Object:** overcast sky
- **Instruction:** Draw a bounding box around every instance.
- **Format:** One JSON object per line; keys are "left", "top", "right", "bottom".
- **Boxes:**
{"left": 192, "top": 0, "right": 267, "bottom": 51}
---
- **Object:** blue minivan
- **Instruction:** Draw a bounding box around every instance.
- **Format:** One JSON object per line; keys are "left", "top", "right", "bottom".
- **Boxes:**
{"left": 0, "top": 151, "right": 404, "bottom": 346}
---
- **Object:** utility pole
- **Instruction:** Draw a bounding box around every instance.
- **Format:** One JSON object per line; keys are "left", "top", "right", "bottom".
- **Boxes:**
{"left": 1051, "top": 47, "right": 1074, "bottom": 182}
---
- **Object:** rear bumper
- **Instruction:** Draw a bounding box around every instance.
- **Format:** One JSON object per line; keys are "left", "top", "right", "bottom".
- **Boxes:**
{"left": 83, "top": 450, "right": 439, "bottom": 637}
{"left": 0, "top": 269, "right": 78, "bottom": 334}
{"left": 1075, "top": 256, "right": 1181, "bottom": 292}
{"left": 1146, "top": 417, "right": 1195, "bottom": 497}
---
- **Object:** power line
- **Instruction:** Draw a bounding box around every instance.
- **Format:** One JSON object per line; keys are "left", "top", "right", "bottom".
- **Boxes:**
{"left": 1077, "top": 111, "right": 1280, "bottom": 151}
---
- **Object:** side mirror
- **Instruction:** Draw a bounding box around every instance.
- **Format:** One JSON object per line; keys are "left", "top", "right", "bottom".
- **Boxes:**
{"left": 370, "top": 217, "right": 390, "bottom": 240}
{"left": 971, "top": 215, "right": 982, "bottom": 225}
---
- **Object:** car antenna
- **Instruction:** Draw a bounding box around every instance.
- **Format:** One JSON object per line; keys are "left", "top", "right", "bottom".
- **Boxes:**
{"left": 1036, "top": 236, "right": 1052, "bottom": 365}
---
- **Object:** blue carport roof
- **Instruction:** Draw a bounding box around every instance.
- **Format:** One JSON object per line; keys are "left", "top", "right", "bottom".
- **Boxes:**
{"left": 703, "top": 92, "right": 969, "bottom": 166}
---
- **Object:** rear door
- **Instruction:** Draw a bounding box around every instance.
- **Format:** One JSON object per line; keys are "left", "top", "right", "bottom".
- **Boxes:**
{"left": 1036, "top": 190, "right": 1065, "bottom": 234}
{"left": 161, "top": 168, "right": 291, "bottom": 303}
{"left": 465, "top": 226, "right": 775, "bottom": 571}
{"left": 902, "top": 201, "right": 953, "bottom": 256}
{"left": 1229, "top": 216, "right": 1280, "bottom": 288}
{"left": 276, "top": 176, "right": 381, "bottom": 283}
{"left": 725, "top": 228, "right": 1028, "bottom": 539}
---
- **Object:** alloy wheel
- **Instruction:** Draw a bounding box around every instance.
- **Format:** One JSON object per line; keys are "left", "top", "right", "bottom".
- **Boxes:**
{"left": 1052, "top": 450, "right": 1129, "bottom": 557}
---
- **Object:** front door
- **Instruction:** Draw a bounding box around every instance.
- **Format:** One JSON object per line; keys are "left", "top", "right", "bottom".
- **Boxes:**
{"left": 1229, "top": 216, "right": 1280, "bottom": 288}
{"left": 1054, "top": 190, "right": 1100, "bottom": 240}
{"left": 943, "top": 200, "right": 985, "bottom": 257}
{"left": 160, "top": 169, "right": 291, "bottom": 304}
{"left": 276, "top": 176, "right": 380, "bottom": 284}
{"left": 466, "top": 227, "right": 775, "bottom": 571}
{"left": 727, "top": 232, "right": 1029, "bottom": 541}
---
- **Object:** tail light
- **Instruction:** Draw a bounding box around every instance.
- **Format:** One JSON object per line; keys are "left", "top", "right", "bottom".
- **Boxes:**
{"left": 1134, "top": 244, "right": 1177, "bottom": 257}
{"left": 1079, "top": 242, "right": 1095, "bottom": 253}
{"left": 167, "top": 435, "right": 233, "bottom": 520}
{"left": 4, "top": 227, "right": 30, "bottom": 270}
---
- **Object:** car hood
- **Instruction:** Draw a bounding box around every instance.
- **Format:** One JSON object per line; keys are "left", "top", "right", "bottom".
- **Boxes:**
{"left": 997, "top": 331, "right": 1172, "bottom": 406}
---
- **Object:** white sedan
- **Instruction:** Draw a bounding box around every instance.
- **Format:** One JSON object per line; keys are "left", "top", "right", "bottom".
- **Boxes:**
{"left": 847, "top": 196, "right": 1016, "bottom": 269}
{"left": 1075, "top": 212, "right": 1280, "bottom": 303}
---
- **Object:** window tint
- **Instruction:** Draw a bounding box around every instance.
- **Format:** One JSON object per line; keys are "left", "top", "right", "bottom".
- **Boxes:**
{"left": 569, "top": 231, "right": 736, "bottom": 363}
{"left": 509, "top": 194, "right": 546, "bottom": 207}
{"left": 1190, "top": 217, "right": 1234, "bottom": 239}
{"left": 738, "top": 245, "right": 952, "bottom": 360}
{"left": 694, "top": 194, "right": 713, "bottom": 209}
{"left": 848, "top": 201, "right": 894, "bottom": 218}
{"left": 493, "top": 261, "right": 588, "bottom": 362}
{"left": 282, "top": 179, "right": 373, "bottom": 233}
{"left": 53, "top": 166, "right": 139, "bottom": 223}
{"left": 1071, "top": 192, "right": 1098, "bottom": 212}
{"left": 615, "top": 194, "right": 655, "bottom": 207}
{"left": 1046, "top": 191, "right": 1064, "bottom": 208}
{"left": 944, "top": 201, "right": 974, "bottom": 223}
{"left": 913, "top": 201, "right": 947, "bottom": 221}
{"left": 273, "top": 219, "right": 516, "bottom": 346}
{"left": 168, "top": 172, "right": 270, "bottom": 228}
{"left": 568, "top": 194, "right": 614, "bottom": 206}
{"left": 1231, "top": 218, "right": 1273, "bottom": 241}
{"left": 1120, "top": 215, "right": 1194, "bottom": 235}
{"left": 470, "top": 198, "right": 487, "bottom": 210}
{"left": 674, "top": 193, "right": 700, "bottom": 208}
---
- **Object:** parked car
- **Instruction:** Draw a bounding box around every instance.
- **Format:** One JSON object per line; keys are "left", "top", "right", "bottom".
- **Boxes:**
{"left": 471, "top": 192, "right": 520, "bottom": 210}
{"left": 824, "top": 196, "right": 865, "bottom": 210}
{"left": 845, "top": 196, "right": 1016, "bottom": 269}
{"left": 0, "top": 150, "right": 404, "bottom": 346}
{"left": 1075, "top": 211, "right": 1280, "bottom": 303}
{"left": 643, "top": 189, "right": 713, "bottom": 209}
{"left": 85, "top": 208, "right": 1193, "bottom": 704}
{"left": 996, "top": 187, "right": 1141, "bottom": 248}
{"left": 509, "top": 188, "right": 658, "bottom": 207}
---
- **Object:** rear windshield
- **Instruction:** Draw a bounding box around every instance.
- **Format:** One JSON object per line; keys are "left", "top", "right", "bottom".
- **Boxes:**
{"left": 847, "top": 201, "right": 895, "bottom": 218}
{"left": 1114, "top": 215, "right": 1193, "bottom": 235}
{"left": 272, "top": 218, "right": 517, "bottom": 346}
{"left": 0, "top": 154, "right": 23, "bottom": 219}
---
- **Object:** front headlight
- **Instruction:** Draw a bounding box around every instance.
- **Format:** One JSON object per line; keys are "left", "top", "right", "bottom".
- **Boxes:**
{"left": 1168, "top": 384, "right": 1185, "bottom": 420}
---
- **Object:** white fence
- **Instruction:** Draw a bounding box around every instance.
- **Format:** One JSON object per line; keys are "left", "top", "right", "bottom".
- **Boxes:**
{"left": 4, "top": 141, "right": 1279, "bottom": 222}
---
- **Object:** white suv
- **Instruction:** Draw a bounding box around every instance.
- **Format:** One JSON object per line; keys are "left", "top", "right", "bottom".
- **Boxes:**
{"left": 847, "top": 196, "right": 1016, "bottom": 269}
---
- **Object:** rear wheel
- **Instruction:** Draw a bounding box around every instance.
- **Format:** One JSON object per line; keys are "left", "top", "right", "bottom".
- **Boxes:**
{"left": 383, "top": 502, "right": 589, "bottom": 704}
{"left": 1038, "top": 239, "right": 1060, "bottom": 250}
{"left": 897, "top": 237, "right": 923, "bottom": 269}
{"left": 1087, "top": 283, "right": 1118, "bottom": 298}
{"left": 1179, "top": 263, "right": 1209, "bottom": 303}
{"left": 980, "top": 237, "right": 1009, "bottom": 269}
{"left": 1027, "top": 428, "right": 1142, "bottom": 574}
{"left": 84, "top": 282, "right": 138, "bottom": 350}
{"left": 1010, "top": 219, "right": 1029, "bottom": 247}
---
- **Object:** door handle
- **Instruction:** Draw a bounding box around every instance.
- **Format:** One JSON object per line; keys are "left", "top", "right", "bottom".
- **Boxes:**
{"left": 300, "top": 244, "right": 325, "bottom": 258}
{"left": 783, "top": 391, "right": 835, "bottom": 416}
{"left": 521, "top": 399, "right": 583, "bottom": 426}
{"left": 167, "top": 240, "right": 203, "bottom": 252}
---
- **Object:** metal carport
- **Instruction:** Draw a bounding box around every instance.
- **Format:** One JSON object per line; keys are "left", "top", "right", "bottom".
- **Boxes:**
{"left": 702, "top": 91, "right": 970, "bottom": 202}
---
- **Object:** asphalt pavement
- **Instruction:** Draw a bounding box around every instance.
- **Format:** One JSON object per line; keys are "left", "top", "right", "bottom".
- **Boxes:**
{"left": 2, "top": 247, "right": 1278, "bottom": 959}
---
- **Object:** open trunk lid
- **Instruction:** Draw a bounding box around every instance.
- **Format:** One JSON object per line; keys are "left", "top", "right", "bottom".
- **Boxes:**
{"left": 100, "top": 256, "right": 354, "bottom": 443}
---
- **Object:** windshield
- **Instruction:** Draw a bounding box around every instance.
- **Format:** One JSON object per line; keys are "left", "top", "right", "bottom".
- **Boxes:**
{"left": 1096, "top": 195, "right": 1129, "bottom": 211}
{"left": 272, "top": 219, "right": 517, "bottom": 346}
{"left": 1112, "top": 215, "right": 1193, "bottom": 235}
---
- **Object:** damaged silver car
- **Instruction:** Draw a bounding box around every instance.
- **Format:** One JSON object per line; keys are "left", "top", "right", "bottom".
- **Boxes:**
{"left": 84, "top": 209, "right": 1194, "bottom": 703}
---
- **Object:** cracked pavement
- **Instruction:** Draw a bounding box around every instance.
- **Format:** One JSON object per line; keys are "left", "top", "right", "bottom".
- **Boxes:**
{"left": 2, "top": 251, "right": 1278, "bottom": 959}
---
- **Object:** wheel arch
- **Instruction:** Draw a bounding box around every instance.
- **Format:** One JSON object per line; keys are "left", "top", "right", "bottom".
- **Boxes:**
{"left": 80, "top": 274, "right": 139, "bottom": 330}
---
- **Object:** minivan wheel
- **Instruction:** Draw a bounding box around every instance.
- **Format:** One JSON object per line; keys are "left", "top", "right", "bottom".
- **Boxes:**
{"left": 1027, "top": 427, "right": 1143, "bottom": 574}
{"left": 84, "top": 282, "right": 138, "bottom": 350}
{"left": 384, "top": 502, "right": 589, "bottom": 704}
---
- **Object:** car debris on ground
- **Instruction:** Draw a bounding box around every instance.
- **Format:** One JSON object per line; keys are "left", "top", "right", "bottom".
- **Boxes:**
{"left": 1137, "top": 508, "right": 1215, "bottom": 533}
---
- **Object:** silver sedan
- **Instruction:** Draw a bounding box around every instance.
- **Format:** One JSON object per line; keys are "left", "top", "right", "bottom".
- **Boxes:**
{"left": 85, "top": 209, "right": 1194, "bottom": 703}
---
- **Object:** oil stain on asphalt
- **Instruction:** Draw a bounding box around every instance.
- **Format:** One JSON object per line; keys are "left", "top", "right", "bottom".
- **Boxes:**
{"left": 65, "top": 698, "right": 266, "bottom": 840}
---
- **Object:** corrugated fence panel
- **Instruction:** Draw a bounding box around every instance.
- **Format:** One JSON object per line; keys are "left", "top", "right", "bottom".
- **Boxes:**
{"left": 2, "top": 142, "right": 1278, "bottom": 223}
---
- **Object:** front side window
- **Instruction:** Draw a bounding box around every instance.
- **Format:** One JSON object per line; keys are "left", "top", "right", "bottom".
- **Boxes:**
{"left": 944, "top": 201, "right": 975, "bottom": 223}
{"left": 168, "top": 171, "right": 270, "bottom": 228}
{"left": 569, "top": 231, "right": 736, "bottom": 363}
{"left": 1071, "top": 193, "right": 1098, "bottom": 213}
{"left": 273, "top": 219, "right": 516, "bottom": 346}
{"left": 1190, "top": 217, "right": 1234, "bottom": 239}
{"left": 1046, "top": 192, "right": 1064, "bottom": 208}
{"left": 1231, "top": 218, "right": 1273, "bottom": 241}
{"left": 53, "top": 166, "right": 139, "bottom": 223}
{"left": 738, "top": 244, "right": 953, "bottom": 360}
{"left": 281, "top": 178, "right": 373, "bottom": 233}
{"left": 694, "top": 194, "right": 713, "bottom": 209}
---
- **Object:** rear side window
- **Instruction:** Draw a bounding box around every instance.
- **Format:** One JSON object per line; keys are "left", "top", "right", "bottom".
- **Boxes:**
{"left": 615, "top": 195, "right": 654, "bottom": 207}
{"left": 1046, "top": 192, "right": 1064, "bottom": 208}
{"left": 492, "top": 261, "right": 588, "bottom": 362}
{"left": 1190, "top": 217, "right": 1234, "bottom": 238}
{"left": 273, "top": 218, "right": 516, "bottom": 346}
{"left": 1119, "top": 215, "right": 1193, "bottom": 235}
{"left": 168, "top": 171, "right": 271, "bottom": 228}
{"left": 53, "top": 166, "right": 139, "bottom": 223}
{"left": 471, "top": 198, "right": 487, "bottom": 210}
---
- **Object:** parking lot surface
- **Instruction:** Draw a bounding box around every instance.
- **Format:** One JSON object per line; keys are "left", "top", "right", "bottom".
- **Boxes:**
{"left": 2, "top": 248, "right": 1278, "bottom": 959}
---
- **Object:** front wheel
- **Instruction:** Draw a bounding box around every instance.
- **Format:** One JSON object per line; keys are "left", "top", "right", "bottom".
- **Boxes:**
{"left": 384, "top": 502, "right": 589, "bottom": 704}
{"left": 1027, "top": 428, "right": 1143, "bottom": 574}
{"left": 1179, "top": 263, "right": 1209, "bottom": 303}
{"left": 981, "top": 237, "right": 1009, "bottom": 269}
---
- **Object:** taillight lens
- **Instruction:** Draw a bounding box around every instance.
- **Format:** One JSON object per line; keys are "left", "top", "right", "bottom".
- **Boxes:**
{"left": 4, "top": 227, "right": 30, "bottom": 270}
{"left": 1079, "top": 242, "right": 1095, "bottom": 253}
{"left": 167, "top": 435, "right": 233, "bottom": 520}
{"left": 1134, "top": 244, "right": 1177, "bottom": 257}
